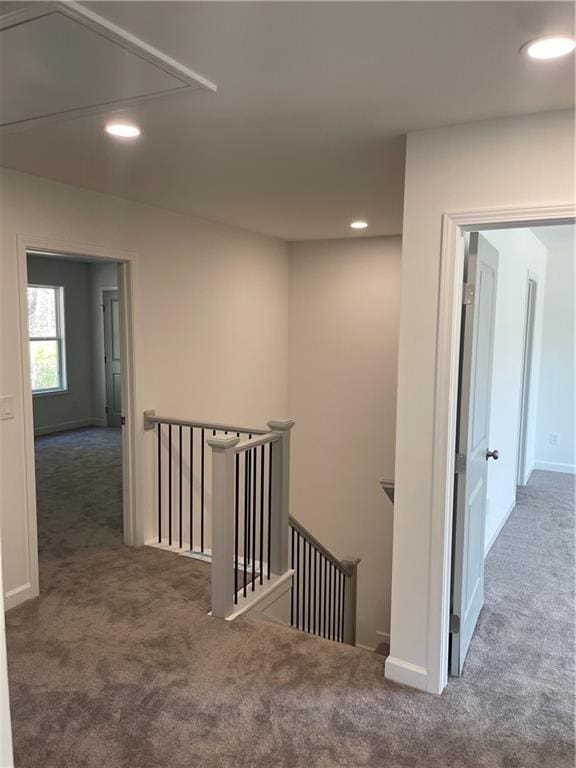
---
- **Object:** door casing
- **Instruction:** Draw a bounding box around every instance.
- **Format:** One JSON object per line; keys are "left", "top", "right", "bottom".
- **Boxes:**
{"left": 516, "top": 275, "right": 538, "bottom": 486}
{"left": 14, "top": 234, "right": 142, "bottom": 608}
{"left": 426, "top": 204, "right": 575, "bottom": 695}
{"left": 103, "top": 289, "right": 122, "bottom": 428}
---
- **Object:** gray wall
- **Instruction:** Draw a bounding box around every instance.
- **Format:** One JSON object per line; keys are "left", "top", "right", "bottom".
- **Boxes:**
{"left": 27, "top": 255, "right": 95, "bottom": 434}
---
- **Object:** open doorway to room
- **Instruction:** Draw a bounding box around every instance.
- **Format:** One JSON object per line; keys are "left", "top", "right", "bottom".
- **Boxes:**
{"left": 25, "top": 249, "right": 129, "bottom": 588}
{"left": 449, "top": 222, "right": 575, "bottom": 677}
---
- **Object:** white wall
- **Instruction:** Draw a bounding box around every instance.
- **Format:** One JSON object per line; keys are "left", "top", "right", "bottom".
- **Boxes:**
{"left": 27, "top": 255, "right": 95, "bottom": 434}
{"left": 388, "top": 109, "right": 575, "bottom": 693}
{"left": 89, "top": 261, "right": 119, "bottom": 424}
{"left": 0, "top": 167, "right": 289, "bottom": 607}
{"left": 482, "top": 229, "right": 547, "bottom": 553}
{"left": 288, "top": 237, "right": 401, "bottom": 649}
{"left": 534, "top": 240, "right": 575, "bottom": 473}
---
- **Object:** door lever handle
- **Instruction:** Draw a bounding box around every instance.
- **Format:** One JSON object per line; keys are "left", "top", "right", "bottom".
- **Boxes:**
{"left": 486, "top": 449, "right": 499, "bottom": 461}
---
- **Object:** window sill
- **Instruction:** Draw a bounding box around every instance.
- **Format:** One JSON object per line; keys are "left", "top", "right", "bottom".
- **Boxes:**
{"left": 33, "top": 389, "right": 69, "bottom": 398}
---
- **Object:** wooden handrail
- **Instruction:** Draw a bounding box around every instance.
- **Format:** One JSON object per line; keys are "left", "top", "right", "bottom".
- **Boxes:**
{"left": 288, "top": 514, "right": 357, "bottom": 578}
{"left": 143, "top": 410, "right": 268, "bottom": 436}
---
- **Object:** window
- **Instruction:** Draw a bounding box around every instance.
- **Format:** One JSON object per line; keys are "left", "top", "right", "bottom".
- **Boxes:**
{"left": 28, "top": 285, "right": 67, "bottom": 394}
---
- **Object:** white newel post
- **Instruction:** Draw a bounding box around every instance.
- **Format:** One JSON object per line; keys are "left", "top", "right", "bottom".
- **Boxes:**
{"left": 267, "top": 419, "right": 295, "bottom": 577}
{"left": 207, "top": 434, "right": 240, "bottom": 619}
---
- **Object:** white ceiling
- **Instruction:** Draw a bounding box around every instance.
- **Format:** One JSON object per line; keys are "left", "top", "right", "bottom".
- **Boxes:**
{"left": 0, "top": 10, "right": 190, "bottom": 127}
{"left": 0, "top": 1, "right": 574, "bottom": 240}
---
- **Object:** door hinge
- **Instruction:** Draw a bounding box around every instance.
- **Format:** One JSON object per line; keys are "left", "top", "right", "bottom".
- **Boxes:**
{"left": 462, "top": 283, "right": 474, "bottom": 305}
{"left": 455, "top": 453, "right": 466, "bottom": 474}
{"left": 105, "top": 406, "right": 108, "bottom": 413}
{"left": 121, "top": 416, "right": 126, "bottom": 426}
{"left": 450, "top": 614, "right": 461, "bottom": 633}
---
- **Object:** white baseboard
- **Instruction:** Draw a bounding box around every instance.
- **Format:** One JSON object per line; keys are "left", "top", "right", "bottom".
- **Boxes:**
{"left": 5, "top": 582, "right": 37, "bottom": 610}
{"left": 34, "top": 418, "right": 104, "bottom": 436}
{"left": 356, "top": 642, "right": 376, "bottom": 652}
{"left": 533, "top": 460, "right": 576, "bottom": 475}
{"left": 356, "top": 629, "right": 390, "bottom": 653}
{"left": 384, "top": 655, "right": 428, "bottom": 691}
{"left": 484, "top": 499, "right": 516, "bottom": 556}
{"left": 518, "top": 461, "right": 535, "bottom": 487}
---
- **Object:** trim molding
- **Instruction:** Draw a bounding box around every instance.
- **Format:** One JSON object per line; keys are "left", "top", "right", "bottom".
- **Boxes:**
{"left": 533, "top": 460, "right": 576, "bottom": 475}
{"left": 11, "top": 233, "right": 140, "bottom": 611}
{"left": 356, "top": 643, "right": 376, "bottom": 652}
{"left": 385, "top": 656, "right": 428, "bottom": 691}
{"left": 4, "top": 582, "right": 34, "bottom": 611}
{"left": 34, "top": 418, "right": 105, "bottom": 436}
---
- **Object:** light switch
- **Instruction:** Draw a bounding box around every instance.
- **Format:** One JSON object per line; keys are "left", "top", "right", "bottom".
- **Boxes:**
{"left": 0, "top": 396, "right": 15, "bottom": 421}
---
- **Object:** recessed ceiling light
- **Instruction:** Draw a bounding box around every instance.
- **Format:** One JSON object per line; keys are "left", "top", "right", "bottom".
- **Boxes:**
{"left": 105, "top": 122, "right": 141, "bottom": 138}
{"left": 521, "top": 35, "right": 576, "bottom": 60}
{"left": 350, "top": 220, "right": 368, "bottom": 230}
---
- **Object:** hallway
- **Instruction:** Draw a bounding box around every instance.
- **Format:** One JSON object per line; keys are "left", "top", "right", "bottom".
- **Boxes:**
{"left": 5, "top": 430, "right": 574, "bottom": 768}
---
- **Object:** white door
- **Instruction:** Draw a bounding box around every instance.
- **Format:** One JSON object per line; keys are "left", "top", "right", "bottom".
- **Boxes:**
{"left": 103, "top": 290, "right": 122, "bottom": 428}
{"left": 450, "top": 232, "right": 499, "bottom": 676}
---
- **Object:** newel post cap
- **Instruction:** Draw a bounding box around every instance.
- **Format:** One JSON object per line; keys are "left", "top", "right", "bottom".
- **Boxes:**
{"left": 207, "top": 435, "right": 240, "bottom": 451}
{"left": 267, "top": 418, "right": 295, "bottom": 432}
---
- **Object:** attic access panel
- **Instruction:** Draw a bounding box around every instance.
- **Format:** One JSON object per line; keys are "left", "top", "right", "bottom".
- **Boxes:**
{"left": 0, "top": 1, "right": 216, "bottom": 128}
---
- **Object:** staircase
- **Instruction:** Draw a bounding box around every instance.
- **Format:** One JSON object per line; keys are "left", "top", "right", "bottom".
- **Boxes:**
{"left": 143, "top": 411, "right": 360, "bottom": 645}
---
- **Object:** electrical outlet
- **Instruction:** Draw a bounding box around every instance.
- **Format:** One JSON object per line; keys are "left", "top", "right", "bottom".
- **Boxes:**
{"left": 549, "top": 432, "right": 559, "bottom": 446}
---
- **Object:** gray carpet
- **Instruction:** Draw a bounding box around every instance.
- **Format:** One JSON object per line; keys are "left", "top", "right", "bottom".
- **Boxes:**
{"left": 5, "top": 428, "right": 574, "bottom": 768}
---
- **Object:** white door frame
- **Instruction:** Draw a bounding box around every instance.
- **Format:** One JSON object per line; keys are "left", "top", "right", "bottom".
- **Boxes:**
{"left": 100, "top": 285, "right": 121, "bottom": 427}
{"left": 516, "top": 273, "right": 539, "bottom": 486}
{"left": 15, "top": 234, "right": 141, "bottom": 605}
{"left": 427, "top": 204, "right": 575, "bottom": 695}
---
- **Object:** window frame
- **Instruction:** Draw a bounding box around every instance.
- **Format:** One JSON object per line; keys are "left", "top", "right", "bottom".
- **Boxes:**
{"left": 28, "top": 284, "right": 68, "bottom": 395}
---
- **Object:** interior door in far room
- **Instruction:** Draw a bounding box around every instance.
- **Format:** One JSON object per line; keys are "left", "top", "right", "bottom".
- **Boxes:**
{"left": 103, "top": 290, "right": 122, "bottom": 428}
{"left": 450, "top": 232, "right": 499, "bottom": 676}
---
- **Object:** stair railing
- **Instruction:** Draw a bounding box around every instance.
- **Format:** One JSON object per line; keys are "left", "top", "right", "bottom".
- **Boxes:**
{"left": 289, "top": 515, "right": 360, "bottom": 645}
{"left": 143, "top": 410, "right": 268, "bottom": 556}
{"left": 208, "top": 419, "right": 294, "bottom": 618}
{"left": 144, "top": 411, "right": 359, "bottom": 644}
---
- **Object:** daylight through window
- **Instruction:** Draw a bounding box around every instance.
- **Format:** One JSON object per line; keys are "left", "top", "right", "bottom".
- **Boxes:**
{"left": 28, "top": 285, "right": 66, "bottom": 393}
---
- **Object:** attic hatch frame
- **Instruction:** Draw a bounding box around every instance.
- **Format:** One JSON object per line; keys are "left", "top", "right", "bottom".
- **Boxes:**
{"left": 0, "top": 0, "right": 217, "bottom": 131}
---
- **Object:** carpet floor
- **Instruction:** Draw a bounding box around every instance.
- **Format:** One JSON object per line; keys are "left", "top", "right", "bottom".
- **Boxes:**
{"left": 5, "top": 428, "right": 574, "bottom": 768}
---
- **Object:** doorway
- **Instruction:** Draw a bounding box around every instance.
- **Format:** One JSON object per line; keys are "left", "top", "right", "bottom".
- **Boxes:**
{"left": 15, "top": 235, "right": 139, "bottom": 605}
{"left": 26, "top": 252, "right": 124, "bottom": 572}
{"left": 448, "top": 221, "right": 575, "bottom": 677}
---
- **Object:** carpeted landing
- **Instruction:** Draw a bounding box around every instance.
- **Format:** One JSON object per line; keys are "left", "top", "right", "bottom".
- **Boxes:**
{"left": 5, "top": 428, "right": 575, "bottom": 767}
